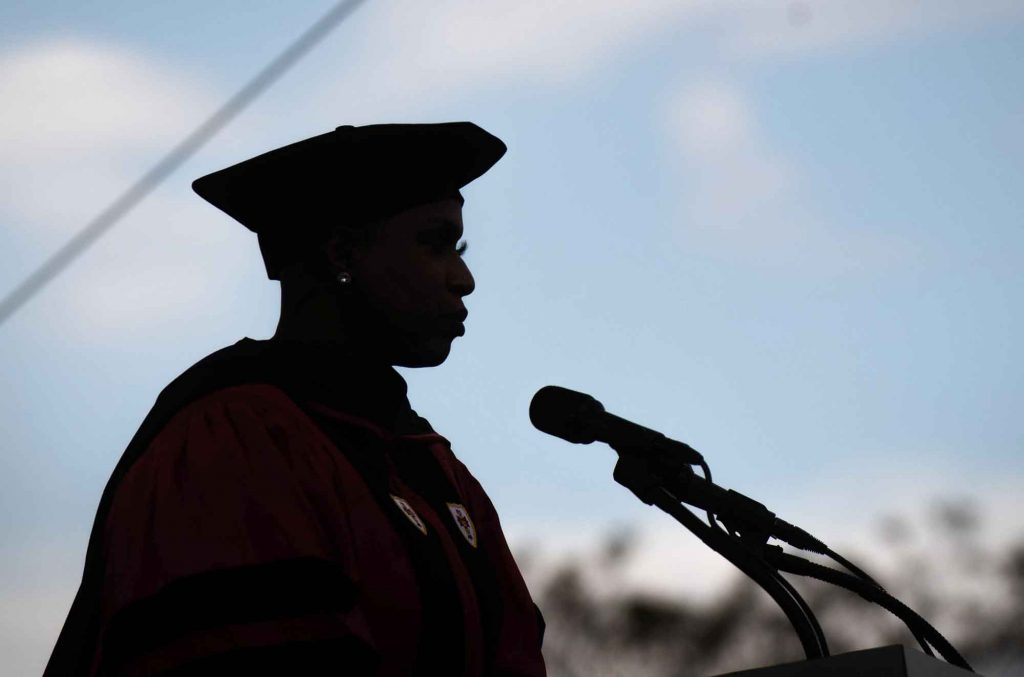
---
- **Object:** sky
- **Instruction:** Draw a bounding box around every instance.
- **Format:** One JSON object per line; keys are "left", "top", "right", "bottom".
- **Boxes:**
{"left": 1, "top": 1, "right": 1023, "bottom": 674}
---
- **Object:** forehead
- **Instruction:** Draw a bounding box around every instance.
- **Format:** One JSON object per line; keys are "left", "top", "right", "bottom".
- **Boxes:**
{"left": 380, "top": 197, "right": 464, "bottom": 234}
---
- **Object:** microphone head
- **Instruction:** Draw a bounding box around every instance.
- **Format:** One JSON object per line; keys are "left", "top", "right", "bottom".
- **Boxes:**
{"left": 529, "top": 385, "right": 606, "bottom": 444}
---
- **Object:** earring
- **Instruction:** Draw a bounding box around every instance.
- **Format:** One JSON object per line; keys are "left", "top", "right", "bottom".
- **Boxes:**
{"left": 337, "top": 271, "right": 352, "bottom": 285}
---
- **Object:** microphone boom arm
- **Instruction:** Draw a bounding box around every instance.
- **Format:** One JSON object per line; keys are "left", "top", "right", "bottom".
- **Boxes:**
{"left": 612, "top": 442, "right": 961, "bottom": 668}
{"left": 612, "top": 450, "right": 830, "bottom": 660}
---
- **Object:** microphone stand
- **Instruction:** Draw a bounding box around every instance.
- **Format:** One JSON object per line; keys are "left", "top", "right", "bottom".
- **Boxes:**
{"left": 611, "top": 450, "right": 829, "bottom": 661}
{"left": 607, "top": 444, "right": 974, "bottom": 672}
{"left": 667, "top": 467, "right": 948, "bottom": 663}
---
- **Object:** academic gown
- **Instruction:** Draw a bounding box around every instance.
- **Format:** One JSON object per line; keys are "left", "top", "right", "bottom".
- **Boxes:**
{"left": 45, "top": 337, "right": 546, "bottom": 676}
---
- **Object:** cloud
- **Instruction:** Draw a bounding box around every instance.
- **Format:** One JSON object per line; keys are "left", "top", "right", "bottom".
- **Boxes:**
{"left": 664, "top": 78, "right": 796, "bottom": 227}
{"left": 376, "top": 0, "right": 702, "bottom": 87}
{"left": 49, "top": 193, "right": 269, "bottom": 339}
{"left": 0, "top": 38, "right": 212, "bottom": 162}
{"left": 3, "top": 1, "right": 1015, "bottom": 280}
{"left": 303, "top": 0, "right": 716, "bottom": 120}
{"left": 0, "top": 38, "right": 215, "bottom": 226}
{"left": 0, "top": 38, "right": 271, "bottom": 338}
{"left": 301, "top": 2, "right": 1014, "bottom": 274}
{"left": 721, "top": 0, "right": 1024, "bottom": 60}
{"left": 659, "top": 78, "right": 805, "bottom": 256}
{"left": 659, "top": 76, "right": 914, "bottom": 271}
{"left": 309, "top": 0, "right": 1024, "bottom": 117}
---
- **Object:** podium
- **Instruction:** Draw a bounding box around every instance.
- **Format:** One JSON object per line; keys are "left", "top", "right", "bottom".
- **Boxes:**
{"left": 712, "top": 645, "right": 979, "bottom": 677}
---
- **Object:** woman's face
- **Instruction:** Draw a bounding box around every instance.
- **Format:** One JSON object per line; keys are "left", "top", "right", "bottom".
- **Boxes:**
{"left": 343, "top": 197, "right": 475, "bottom": 367}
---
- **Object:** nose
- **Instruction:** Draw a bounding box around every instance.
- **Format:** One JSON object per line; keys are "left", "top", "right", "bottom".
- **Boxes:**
{"left": 449, "top": 257, "right": 475, "bottom": 298}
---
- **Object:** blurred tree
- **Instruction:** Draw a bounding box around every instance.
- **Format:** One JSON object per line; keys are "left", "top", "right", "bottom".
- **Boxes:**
{"left": 529, "top": 501, "right": 1024, "bottom": 676}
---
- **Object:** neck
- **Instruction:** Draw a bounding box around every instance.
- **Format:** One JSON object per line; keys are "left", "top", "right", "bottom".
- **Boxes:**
{"left": 272, "top": 265, "right": 350, "bottom": 346}
{"left": 273, "top": 293, "right": 347, "bottom": 345}
{"left": 272, "top": 271, "right": 396, "bottom": 368}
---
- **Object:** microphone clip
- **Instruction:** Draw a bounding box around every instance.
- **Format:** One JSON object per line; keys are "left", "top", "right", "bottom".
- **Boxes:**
{"left": 611, "top": 441, "right": 777, "bottom": 551}
{"left": 609, "top": 441, "right": 702, "bottom": 509}
{"left": 612, "top": 452, "right": 662, "bottom": 505}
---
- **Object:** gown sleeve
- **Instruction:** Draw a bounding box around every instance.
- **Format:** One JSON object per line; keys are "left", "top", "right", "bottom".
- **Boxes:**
{"left": 94, "top": 385, "right": 378, "bottom": 677}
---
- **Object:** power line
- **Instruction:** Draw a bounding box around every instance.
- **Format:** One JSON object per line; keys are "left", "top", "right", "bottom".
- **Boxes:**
{"left": 0, "top": 0, "right": 369, "bottom": 328}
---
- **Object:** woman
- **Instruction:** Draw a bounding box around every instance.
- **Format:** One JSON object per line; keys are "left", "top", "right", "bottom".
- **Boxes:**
{"left": 45, "top": 122, "right": 546, "bottom": 676}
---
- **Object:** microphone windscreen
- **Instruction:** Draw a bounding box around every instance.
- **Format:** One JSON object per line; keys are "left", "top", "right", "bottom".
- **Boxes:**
{"left": 529, "top": 385, "right": 605, "bottom": 444}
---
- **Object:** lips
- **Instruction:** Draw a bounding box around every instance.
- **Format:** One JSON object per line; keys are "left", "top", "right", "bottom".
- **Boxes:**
{"left": 442, "top": 309, "right": 469, "bottom": 323}
{"left": 438, "top": 319, "right": 466, "bottom": 337}
{"left": 438, "top": 310, "right": 468, "bottom": 336}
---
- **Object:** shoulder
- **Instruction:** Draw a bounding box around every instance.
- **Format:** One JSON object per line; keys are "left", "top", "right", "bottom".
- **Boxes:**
{"left": 96, "top": 384, "right": 377, "bottom": 675}
{"left": 134, "top": 385, "right": 312, "bottom": 467}
{"left": 102, "top": 383, "right": 358, "bottom": 589}
{"left": 157, "top": 383, "right": 310, "bottom": 440}
{"left": 108, "top": 384, "right": 340, "bottom": 533}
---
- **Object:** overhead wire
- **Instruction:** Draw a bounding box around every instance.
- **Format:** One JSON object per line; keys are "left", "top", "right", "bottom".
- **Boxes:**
{"left": 0, "top": 0, "right": 370, "bottom": 329}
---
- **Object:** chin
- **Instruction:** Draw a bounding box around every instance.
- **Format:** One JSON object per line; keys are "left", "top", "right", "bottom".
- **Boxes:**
{"left": 393, "top": 339, "right": 453, "bottom": 368}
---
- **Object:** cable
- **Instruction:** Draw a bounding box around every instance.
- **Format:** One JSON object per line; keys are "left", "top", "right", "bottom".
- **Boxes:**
{"left": 767, "top": 548, "right": 972, "bottom": 671}
{"left": 825, "top": 547, "right": 882, "bottom": 589}
{"left": 0, "top": 0, "right": 370, "bottom": 329}
{"left": 648, "top": 486, "right": 829, "bottom": 659}
{"left": 697, "top": 458, "right": 727, "bottom": 534}
{"left": 763, "top": 559, "right": 830, "bottom": 658}
{"left": 795, "top": 537, "right": 935, "bottom": 657}
{"left": 808, "top": 544, "right": 934, "bottom": 657}
{"left": 615, "top": 451, "right": 825, "bottom": 656}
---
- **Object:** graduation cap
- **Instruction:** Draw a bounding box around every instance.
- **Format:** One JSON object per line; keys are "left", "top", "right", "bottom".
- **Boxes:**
{"left": 192, "top": 121, "right": 507, "bottom": 280}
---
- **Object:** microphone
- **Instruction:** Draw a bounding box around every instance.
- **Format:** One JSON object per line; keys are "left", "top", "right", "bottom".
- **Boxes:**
{"left": 529, "top": 385, "right": 827, "bottom": 554}
{"left": 529, "top": 385, "right": 704, "bottom": 465}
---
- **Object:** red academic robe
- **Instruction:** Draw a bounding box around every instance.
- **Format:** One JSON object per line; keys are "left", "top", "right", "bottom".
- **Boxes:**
{"left": 45, "top": 338, "right": 546, "bottom": 676}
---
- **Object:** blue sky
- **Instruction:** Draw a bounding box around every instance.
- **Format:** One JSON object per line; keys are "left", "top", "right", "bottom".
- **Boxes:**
{"left": 1, "top": 1, "right": 1022, "bottom": 673}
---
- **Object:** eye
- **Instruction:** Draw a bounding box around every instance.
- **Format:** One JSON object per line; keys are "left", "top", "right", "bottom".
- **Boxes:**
{"left": 417, "top": 224, "right": 467, "bottom": 255}
{"left": 427, "top": 239, "right": 467, "bottom": 256}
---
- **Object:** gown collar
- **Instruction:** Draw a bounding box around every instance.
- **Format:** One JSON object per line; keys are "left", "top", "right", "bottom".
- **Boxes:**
{"left": 240, "top": 337, "right": 434, "bottom": 436}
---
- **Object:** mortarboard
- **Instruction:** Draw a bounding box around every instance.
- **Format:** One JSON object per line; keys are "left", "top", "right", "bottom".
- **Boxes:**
{"left": 192, "top": 121, "right": 507, "bottom": 280}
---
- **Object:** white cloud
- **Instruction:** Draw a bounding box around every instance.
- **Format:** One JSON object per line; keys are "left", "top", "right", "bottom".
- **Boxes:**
{"left": 0, "top": 39, "right": 215, "bottom": 228}
{"left": 0, "top": 39, "right": 212, "bottom": 162}
{"left": 669, "top": 80, "right": 757, "bottom": 157}
{"left": 0, "top": 38, "right": 274, "bottom": 338}
{"left": 721, "top": 0, "right": 1024, "bottom": 60}
{"left": 379, "top": 0, "right": 703, "bottom": 87}
{"left": 304, "top": 0, "right": 716, "bottom": 120}
{"left": 301, "top": 2, "right": 1013, "bottom": 272}
{"left": 660, "top": 76, "right": 915, "bottom": 271}
{"left": 53, "top": 194, "right": 263, "bottom": 338}
{"left": 4, "top": 0, "right": 1015, "bottom": 281}
{"left": 299, "top": 1, "right": 1019, "bottom": 273}
{"left": 660, "top": 78, "right": 803, "bottom": 253}
{"left": 310, "top": 0, "right": 1024, "bottom": 116}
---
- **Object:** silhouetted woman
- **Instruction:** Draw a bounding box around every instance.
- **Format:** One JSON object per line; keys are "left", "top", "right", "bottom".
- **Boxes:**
{"left": 45, "top": 122, "right": 546, "bottom": 676}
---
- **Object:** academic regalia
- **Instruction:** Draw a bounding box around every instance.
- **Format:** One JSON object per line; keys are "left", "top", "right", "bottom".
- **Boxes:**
{"left": 45, "top": 122, "right": 546, "bottom": 675}
{"left": 46, "top": 338, "right": 545, "bottom": 676}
